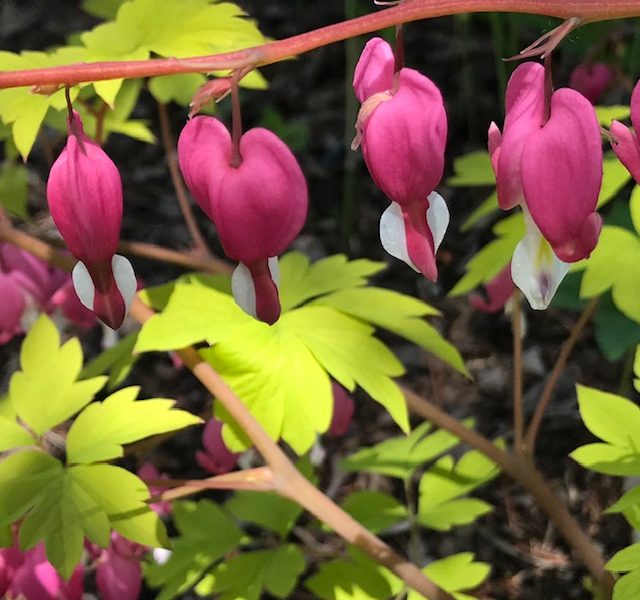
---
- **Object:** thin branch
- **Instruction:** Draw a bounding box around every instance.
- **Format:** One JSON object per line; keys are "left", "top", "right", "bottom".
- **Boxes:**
{"left": 2, "top": 1, "right": 640, "bottom": 89}
{"left": 511, "top": 291, "right": 524, "bottom": 454}
{"left": 523, "top": 297, "right": 599, "bottom": 456}
{"left": 402, "top": 385, "right": 614, "bottom": 599}
{"left": 157, "top": 102, "right": 211, "bottom": 256}
{"left": 0, "top": 223, "right": 453, "bottom": 600}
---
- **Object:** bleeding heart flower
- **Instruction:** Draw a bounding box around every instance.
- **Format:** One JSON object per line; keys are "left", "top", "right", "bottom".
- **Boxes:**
{"left": 489, "top": 61, "right": 603, "bottom": 309}
{"left": 469, "top": 264, "right": 515, "bottom": 313}
{"left": 611, "top": 79, "right": 640, "bottom": 184}
{"left": 95, "top": 533, "right": 145, "bottom": 600}
{"left": 196, "top": 418, "right": 240, "bottom": 475}
{"left": 46, "top": 111, "right": 136, "bottom": 329}
{"left": 328, "top": 381, "right": 355, "bottom": 437}
{"left": 352, "top": 37, "right": 449, "bottom": 280}
{"left": 178, "top": 115, "right": 308, "bottom": 324}
{"left": 569, "top": 62, "right": 613, "bottom": 104}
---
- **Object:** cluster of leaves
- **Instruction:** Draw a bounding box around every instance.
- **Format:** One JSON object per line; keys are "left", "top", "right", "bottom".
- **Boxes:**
{"left": 448, "top": 118, "right": 640, "bottom": 361}
{"left": 0, "top": 315, "right": 201, "bottom": 577}
{"left": 134, "top": 251, "right": 467, "bottom": 455}
{"left": 571, "top": 347, "right": 640, "bottom": 599}
{"left": 146, "top": 423, "right": 496, "bottom": 600}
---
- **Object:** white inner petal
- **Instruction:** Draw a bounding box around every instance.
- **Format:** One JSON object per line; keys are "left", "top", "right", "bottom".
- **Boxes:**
{"left": 112, "top": 254, "right": 137, "bottom": 312}
{"left": 379, "top": 202, "right": 419, "bottom": 272}
{"left": 426, "top": 191, "right": 450, "bottom": 253}
{"left": 231, "top": 262, "right": 257, "bottom": 318}
{"left": 511, "top": 217, "right": 569, "bottom": 310}
{"left": 72, "top": 261, "right": 95, "bottom": 311}
{"left": 268, "top": 256, "right": 280, "bottom": 288}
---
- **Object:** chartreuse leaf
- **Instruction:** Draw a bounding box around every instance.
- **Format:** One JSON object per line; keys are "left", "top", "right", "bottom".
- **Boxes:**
{"left": 8, "top": 315, "right": 107, "bottom": 436}
{"left": 341, "top": 491, "right": 408, "bottom": 533}
{"left": 597, "top": 152, "right": 633, "bottom": 208}
{"left": 80, "top": 331, "right": 139, "bottom": 389}
{"left": 613, "top": 569, "right": 640, "bottom": 600}
{"left": 417, "top": 448, "right": 500, "bottom": 531}
{"left": 66, "top": 386, "right": 201, "bottom": 464}
{"left": 69, "top": 464, "right": 169, "bottom": 547}
{"left": 145, "top": 500, "right": 244, "bottom": 600}
{"left": 305, "top": 546, "right": 402, "bottom": 600}
{"left": 578, "top": 226, "right": 640, "bottom": 323}
{"left": 278, "top": 252, "right": 386, "bottom": 311}
{"left": 205, "top": 315, "right": 332, "bottom": 453}
{"left": 280, "top": 306, "right": 408, "bottom": 435}
{"left": 206, "top": 545, "right": 306, "bottom": 600}
{"left": 312, "top": 287, "right": 468, "bottom": 376}
{"left": 595, "top": 105, "right": 631, "bottom": 126}
{"left": 341, "top": 421, "right": 467, "bottom": 480}
{"left": 606, "top": 485, "right": 640, "bottom": 515}
{"left": 0, "top": 161, "right": 28, "bottom": 218}
{"left": 0, "top": 415, "right": 36, "bottom": 451}
{"left": 410, "top": 553, "right": 491, "bottom": 600}
{"left": 446, "top": 150, "right": 495, "bottom": 186}
{"left": 450, "top": 212, "right": 525, "bottom": 296}
{"left": 631, "top": 186, "right": 640, "bottom": 237}
{"left": 0, "top": 49, "right": 84, "bottom": 159}
{"left": 461, "top": 192, "right": 499, "bottom": 232}
{"left": 571, "top": 385, "right": 640, "bottom": 476}
{"left": 82, "top": 0, "right": 125, "bottom": 19}
{"left": 607, "top": 543, "right": 640, "bottom": 572}
{"left": 136, "top": 283, "right": 254, "bottom": 352}
{"left": 149, "top": 73, "right": 208, "bottom": 105}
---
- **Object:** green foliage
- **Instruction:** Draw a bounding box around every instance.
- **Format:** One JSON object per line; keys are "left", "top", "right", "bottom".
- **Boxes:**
{"left": 145, "top": 500, "right": 245, "bottom": 600}
{"left": 306, "top": 546, "right": 490, "bottom": 600}
{"left": 80, "top": 331, "right": 139, "bottom": 389}
{"left": 341, "top": 421, "right": 465, "bottom": 480}
{"left": 8, "top": 315, "right": 107, "bottom": 436}
{"left": 149, "top": 73, "right": 207, "bottom": 105}
{"left": 137, "top": 252, "right": 465, "bottom": 454}
{"left": 593, "top": 293, "right": 640, "bottom": 361}
{"left": 0, "top": 161, "right": 28, "bottom": 218}
{"left": 417, "top": 449, "right": 500, "bottom": 531}
{"left": 66, "top": 386, "right": 201, "bottom": 464}
{"left": 341, "top": 491, "right": 408, "bottom": 533}
{"left": 595, "top": 105, "right": 631, "bottom": 127}
{"left": 450, "top": 213, "right": 525, "bottom": 296}
{"left": 571, "top": 384, "right": 640, "bottom": 476}
{"left": 204, "top": 545, "right": 306, "bottom": 600}
{"left": 0, "top": 316, "right": 201, "bottom": 578}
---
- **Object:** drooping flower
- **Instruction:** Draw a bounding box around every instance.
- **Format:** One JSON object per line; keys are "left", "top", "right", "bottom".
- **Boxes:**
{"left": 195, "top": 417, "right": 240, "bottom": 475}
{"left": 327, "top": 381, "right": 355, "bottom": 437}
{"left": 489, "top": 61, "right": 603, "bottom": 309}
{"left": 0, "top": 243, "right": 95, "bottom": 343}
{"left": 46, "top": 112, "right": 136, "bottom": 329}
{"left": 352, "top": 37, "right": 449, "bottom": 280}
{"left": 469, "top": 264, "right": 515, "bottom": 313}
{"left": 178, "top": 115, "right": 307, "bottom": 324}
{"left": 94, "top": 533, "right": 145, "bottom": 600}
{"left": 569, "top": 62, "right": 613, "bottom": 104}
{"left": 611, "top": 79, "right": 640, "bottom": 184}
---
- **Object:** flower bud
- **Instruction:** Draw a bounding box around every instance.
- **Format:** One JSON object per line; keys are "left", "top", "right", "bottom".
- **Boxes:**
{"left": 353, "top": 38, "right": 449, "bottom": 281}
{"left": 46, "top": 112, "right": 135, "bottom": 329}
{"left": 328, "top": 381, "right": 355, "bottom": 437}
{"left": 195, "top": 418, "right": 240, "bottom": 475}
{"left": 569, "top": 62, "right": 613, "bottom": 104}
{"left": 178, "top": 115, "right": 308, "bottom": 324}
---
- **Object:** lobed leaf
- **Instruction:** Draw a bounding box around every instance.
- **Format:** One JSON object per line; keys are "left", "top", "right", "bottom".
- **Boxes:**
{"left": 66, "top": 386, "right": 201, "bottom": 464}
{"left": 341, "top": 491, "right": 408, "bottom": 533}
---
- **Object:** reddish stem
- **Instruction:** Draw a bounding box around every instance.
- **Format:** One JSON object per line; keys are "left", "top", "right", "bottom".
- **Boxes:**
{"left": 1, "top": 2, "right": 640, "bottom": 89}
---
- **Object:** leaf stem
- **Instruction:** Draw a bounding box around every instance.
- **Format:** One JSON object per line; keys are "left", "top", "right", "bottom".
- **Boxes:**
{"left": 1, "top": 2, "right": 640, "bottom": 89}
{"left": 511, "top": 290, "right": 524, "bottom": 454}
{"left": 157, "top": 101, "right": 211, "bottom": 256}
{"left": 0, "top": 223, "right": 454, "bottom": 600}
{"left": 523, "top": 297, "right": 599, "bottom": 455}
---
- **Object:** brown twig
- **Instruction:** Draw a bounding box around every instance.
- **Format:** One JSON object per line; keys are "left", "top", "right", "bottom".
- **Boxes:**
{"left": 523, "top": 298, "right": 599, "bottom": 456}
{"left": 157, "top": 102, "right": 210, "bottom": 256}
{"left": 0, "top": 223, "right": 453, "bottom": 600}
{"left": 511, "top": 291, "right": 524, "bottom": 454}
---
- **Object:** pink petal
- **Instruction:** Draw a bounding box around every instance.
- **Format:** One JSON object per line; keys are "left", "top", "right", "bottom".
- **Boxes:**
{"left": 0, "top": 546, "right": 23, "bottom": 597}
{"left": 487, "top": 122, "right": 502, "bottom": 175}
{"left": 631, "top": 79, "right": 640, "bottom": 135}
{"left": 496, "top": 62, "right": 546, "bottom": 210}
{"left": 231, "top": 257, "right": 280, "bottom": 324}
{"left": 360, "top": 67, "right": 447, "bottom": 206}
{"left": 521, "top": 88, "right": 603, "bottom": 262}
{"left": 46, "top": 113, "right": 123, "bottom": 265}
{"left": 0, "top": 272, "right": 26, "bottom": 343}
{"left": 196, "top": 419, "right": 239, "bottom": 475}
{"left": 569, "top": 62, "right": 613, "bottom": 104}
{"left": 611, "top": 119, "right": 640, "bottom": 184}
{"left": 96, "top": 542, "right": 142, "bottom": 600}
{"left": 352, "top": 37, "right": 395, "bottom": 102}
{"left": 328, "top": 382, "right": 355, "bottom": 437}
